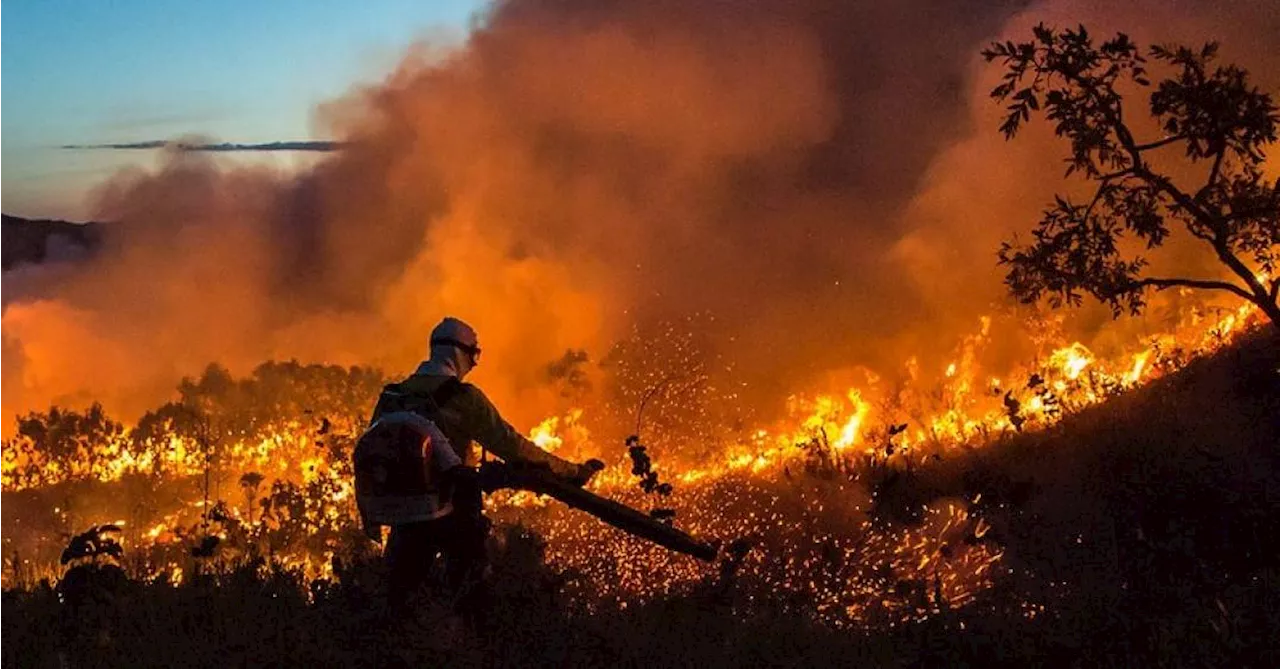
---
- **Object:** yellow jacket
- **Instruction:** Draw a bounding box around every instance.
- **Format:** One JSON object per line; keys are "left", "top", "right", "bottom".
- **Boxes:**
{"left": 385, "top": 374, "right": 580, "bottom": 479}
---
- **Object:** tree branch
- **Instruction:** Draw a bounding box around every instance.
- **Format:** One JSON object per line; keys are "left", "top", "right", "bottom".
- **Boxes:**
{"left": 1152, "top": 178, "right": 1221, "bottom": 226}
{"left": 1135, "top": 276, "right": 1254, "bottom": 302}
{"left": 1133, "top": 135, "right": 1187, "bottom": 152}
{"left": 1082, "top": 178, "right": 1113, "bottom": 221}
{"left": 1097, "top": 168, "right": 1134, "bottom": 181}
{"left": 1206, "top": 147, "right": 1225, "bottom": 189}
{"left": 1110, "top": 142, "right": 1232, "bottom": 247}
{"left": 1058, "top": 70, "right": 1267, "bottom": 308}
{"left": 1210, "top": 236, "right": 1274, "bottom": 304}
{"left": 1060, "top": 67, "right": 1225, "bottom": 234}
{"left": 1054, "top": 69, "right": 1140, "bottom": 164}
{"left": 1196, "top": 147, "right": 1226, "bottom": 202}
{"left": 1105, "top": 114, "right": 1222, "bottom": 230}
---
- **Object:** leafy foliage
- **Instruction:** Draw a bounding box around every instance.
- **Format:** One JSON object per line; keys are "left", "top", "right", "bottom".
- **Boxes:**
{"left": 983, "top": 25, "right": 1280, "bottom": 328}
{"left": 153, "top": 360, "right": 386, "bottom": 444}
{"left": 3, "top": 332, "right": 1278, "bottom": 668}
{"left": 16, "top": 406, "right": 125, "bottom": 464}
{"left": 626, "top": 434, "right": 677, "bottom": 524}
{"left": 60, "top": 525, "right": 124, "bottom": 566}
{"left": 2, "top": 361, "right": 386, "bottom": 488}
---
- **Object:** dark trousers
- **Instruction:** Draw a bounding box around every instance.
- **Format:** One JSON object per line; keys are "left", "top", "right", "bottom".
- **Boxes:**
{"left": 384, "top": 467, "right": 490, "bottom": 622}
{"left": 384, "top": 511, "right": 490, "bottom": 616}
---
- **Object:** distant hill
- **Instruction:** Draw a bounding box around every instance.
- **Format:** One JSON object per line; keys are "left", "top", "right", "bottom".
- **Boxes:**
{"left": 1, "top": 214, "right": 102, "bottom": 270}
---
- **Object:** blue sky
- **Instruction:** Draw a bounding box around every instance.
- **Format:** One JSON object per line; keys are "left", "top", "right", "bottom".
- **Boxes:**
{"left": 2, "top": 0, "right": 484, "bottom": 218}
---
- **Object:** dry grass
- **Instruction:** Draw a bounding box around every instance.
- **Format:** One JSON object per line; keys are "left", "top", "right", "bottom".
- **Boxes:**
{"left": 3, "top": 332, "right": 1278, "bottom": 668}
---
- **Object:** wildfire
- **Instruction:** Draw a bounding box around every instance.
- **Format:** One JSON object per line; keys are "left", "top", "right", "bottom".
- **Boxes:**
{"left": 529, "top": 417, "right": 564, "bottom": 452}
{"left": 1051, "top": 343, "right": 1093, "bottom": 381}
{"left": 0, "top": 301, "right": 1268, "bottom": 624}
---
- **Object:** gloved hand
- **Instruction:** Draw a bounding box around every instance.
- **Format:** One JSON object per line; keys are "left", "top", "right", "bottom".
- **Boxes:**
{"left": 570, "top": 459, "right": 605, "bottom": 486}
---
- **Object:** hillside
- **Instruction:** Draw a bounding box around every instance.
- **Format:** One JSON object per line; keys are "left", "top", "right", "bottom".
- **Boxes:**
{"left": 1, "top": 214, "right": 102, "bottom": 271}
{"left": 891, "top": 328, "right": 1280, "bottom": 666}
{"left": 2, "top": 331, "right": 1277, "bottom": 667}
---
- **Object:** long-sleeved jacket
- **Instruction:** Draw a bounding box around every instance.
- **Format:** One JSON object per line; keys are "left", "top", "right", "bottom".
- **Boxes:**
{"left": 373, "top": 373, "right": 580, "bottom": 479}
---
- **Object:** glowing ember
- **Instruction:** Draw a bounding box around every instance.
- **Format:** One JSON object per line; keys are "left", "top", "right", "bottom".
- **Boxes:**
{"left": 0, "top": 301, "right": 1267, "bottom": 623}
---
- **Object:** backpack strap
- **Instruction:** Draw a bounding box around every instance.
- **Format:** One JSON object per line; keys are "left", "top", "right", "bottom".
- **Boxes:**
{"left": 369, "top": 376, "right": 473, "bottom": 461}
{"left": 396, "top": 376, "right": 465, "bottom": 419}
{"left": 423, "top": 377, "right": 485, "bottom": 464}
{"left": 414, "top": 377, "right": 473, "bottom": 464}
{"left": 370, "top": 377, "right": 464, "bottom": 424}
{"left": 428, "top": 377, "right": 465, "bottom": 411}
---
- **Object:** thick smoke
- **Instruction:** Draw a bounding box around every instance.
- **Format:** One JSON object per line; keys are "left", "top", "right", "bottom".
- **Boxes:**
{"left": 894, "top": 0, "right": 1280, "bottom": 363}
{"left": 3, "top": 0, "right": 1276, "bottom": 434}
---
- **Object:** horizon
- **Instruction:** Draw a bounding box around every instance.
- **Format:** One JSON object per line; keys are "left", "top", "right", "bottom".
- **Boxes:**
{"left": 1, "top": 2, "right": 1278, "bottom": 664}
{"left": 1, "top": 0, "right": 484, "bottom": 220}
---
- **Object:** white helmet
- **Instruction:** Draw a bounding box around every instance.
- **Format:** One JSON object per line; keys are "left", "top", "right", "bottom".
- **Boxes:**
{"left": 429, "top": 317, "right": 482, "bottom": 377}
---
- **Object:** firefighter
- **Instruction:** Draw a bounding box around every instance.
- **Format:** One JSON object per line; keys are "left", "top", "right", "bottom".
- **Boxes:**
{"left": 372, "top": 316, "right": 599, "bottom": 618}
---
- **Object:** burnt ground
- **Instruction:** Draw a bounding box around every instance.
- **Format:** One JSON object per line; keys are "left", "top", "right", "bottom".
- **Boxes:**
{"left": 3, "top": 330, "right": 1278, "bottom": 668}
{"left": 871, "top": 328, "right": 1280, "bottom": 667}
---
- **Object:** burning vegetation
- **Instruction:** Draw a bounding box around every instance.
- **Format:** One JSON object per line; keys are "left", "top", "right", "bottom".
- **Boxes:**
{"left": 2, "top": 300, "right": 1267, "bottom": 628}
{"left": 2, "top": 1, "right": 1279, "bottom": 665}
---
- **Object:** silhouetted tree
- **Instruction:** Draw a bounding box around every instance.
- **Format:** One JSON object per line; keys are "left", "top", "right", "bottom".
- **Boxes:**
{"left": 984, "top": 26, "right": 1280, "bottom": 331}
{"left": 4, "top": 404, "right": 128, "bottom": 486}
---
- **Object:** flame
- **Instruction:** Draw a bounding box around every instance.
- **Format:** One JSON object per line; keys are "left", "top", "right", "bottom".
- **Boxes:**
{"left": 1124, "top": 351, "right": 1152, "bottom": 385}
{"left": 1050, "top": 342, "right": 1093, "bottom": 381}
{"left": 0, "top": 299, "right": 1267, "bottom": 625}
{"left": 529, "top": 416, "right": 564, "bottom": 453}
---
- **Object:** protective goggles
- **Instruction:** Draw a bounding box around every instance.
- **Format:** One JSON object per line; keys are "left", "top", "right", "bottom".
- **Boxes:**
{"left": 431, "top": 337, "right": 482, "bottom": 363}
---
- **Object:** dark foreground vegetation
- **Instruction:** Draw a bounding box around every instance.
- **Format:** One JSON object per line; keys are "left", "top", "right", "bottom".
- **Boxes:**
{"left": 3, "top": 331, "right": 1278, "bottom": 668}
